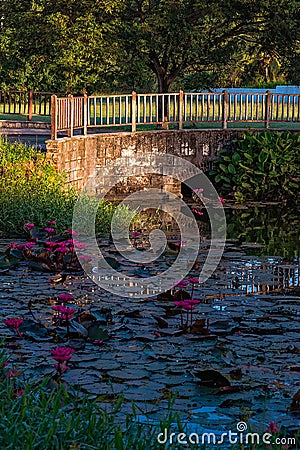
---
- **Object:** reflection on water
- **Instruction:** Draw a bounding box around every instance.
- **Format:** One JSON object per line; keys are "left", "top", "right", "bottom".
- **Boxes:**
{"left": 225, "top": 205, "right": 300, "bottom": 258}
{"left": 5, "top": 134, "right": 49, "bottom": 150}
{"left": 225, "top": 257, "right": 299, "bottom": 295}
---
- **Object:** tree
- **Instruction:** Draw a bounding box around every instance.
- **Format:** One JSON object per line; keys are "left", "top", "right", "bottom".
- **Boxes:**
{"left": 117, "top": 0, "right": 300, "bottom": 92}
{"left": 0, "top": 0, "right": 122, "bottom": 93}
{"left": 0, "top": 0, "right": 299, "bottom": 93}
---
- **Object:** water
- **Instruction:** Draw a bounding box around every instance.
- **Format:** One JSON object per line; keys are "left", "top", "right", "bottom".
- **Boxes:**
{"left": 225, "top": 205, "right": 300, "bottom": 258}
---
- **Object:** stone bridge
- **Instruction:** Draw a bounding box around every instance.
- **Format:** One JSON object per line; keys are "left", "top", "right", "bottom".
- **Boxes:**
{"left": 46, "top": 129, "right": 251, "bottom": 197}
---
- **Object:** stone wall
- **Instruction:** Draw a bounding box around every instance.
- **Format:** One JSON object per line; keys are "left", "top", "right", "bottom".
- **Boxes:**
{"left": 45, "top": 129, "right": 251, "bottom": 194}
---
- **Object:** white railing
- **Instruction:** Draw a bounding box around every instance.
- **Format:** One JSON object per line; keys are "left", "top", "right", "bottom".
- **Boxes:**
{"left": 51, "top": 90, "right": 300, "bottom": 139}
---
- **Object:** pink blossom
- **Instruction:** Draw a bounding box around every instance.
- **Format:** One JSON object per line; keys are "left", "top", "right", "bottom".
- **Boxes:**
{"left": 16, "top": 244, "right": 25, "bottom": 250}
{"left": 52, "top": 305, "right": 75, "bottom": 320}
{"left": 51, "top": 347, "right": 75, "bottom": 363}
{"left": 58, "top": 293, "right": 73, "bottom": 303}
{"left": 14, "top": 389, "right": 24, "bottom": 397}
{"left": 44, "top": 227, "right": 55, "bottom": 234}
{"left": 79, "top": 255, "right": 91, "bottom": 262}
{"left": 218, "top": 196, "right": 225, "bottom": 203}
{"left": 24, "top": 242, "right": 35, "bottom": 249}
{"left": 192, "top": 209, "right": 204, "bottom": 216}
{"left": 45, "top": 242, "right": 57, "bottom": 248}
{"left": 55, "top": 246, "right": 68, "bottom": 253}
{"left": 8, "top": 242, "right": 19, "bottom": 248}
{"left": 6, "top": 369, "right": 22, "bottom": 379}
{"left": 73, "top": 241, "right": 87, "bottom": 249}
{"left": 3, "top": 318, "right": 24, "bottom": 329}
{"left": 48, "top": 221, "right": 57, "bottom": 226}
{"left": 266, "top": 422, "right": 280, "bottom": 434}
{"left": 187, "top": 299, "right": 201, "bottom": 304}
{"left": 23, "top": 223, "right": 35, "bottom": 232}
{"left": 187, "top": 277, "right": 199, "bottom": 284}
{"left": 131, "top": 231, "right": 141, "bottom": 238}
{"left": 174, "top": 301, "right": 188, "bottom": 307}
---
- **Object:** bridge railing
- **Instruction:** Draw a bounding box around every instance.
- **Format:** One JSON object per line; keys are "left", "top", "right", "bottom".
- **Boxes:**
{"left": 51, "top": 90, "right": 300, "bottom": 139}
{"left": 0, "top": 90, "right": 55, "bottom": 120}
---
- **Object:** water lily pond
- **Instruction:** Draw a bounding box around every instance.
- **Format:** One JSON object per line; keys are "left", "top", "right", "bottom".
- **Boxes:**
{"left": 0, "top": 205, "right": 299, "bottom": 442}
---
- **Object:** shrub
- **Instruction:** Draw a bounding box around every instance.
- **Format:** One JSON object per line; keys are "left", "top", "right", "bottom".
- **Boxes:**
{"left": 210, "top": 131, "right": 300, "bottom": 203}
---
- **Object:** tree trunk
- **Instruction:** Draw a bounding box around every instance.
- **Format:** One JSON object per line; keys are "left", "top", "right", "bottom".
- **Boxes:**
{"left": 156, "top": 71, "right": 170, "bottom": 127}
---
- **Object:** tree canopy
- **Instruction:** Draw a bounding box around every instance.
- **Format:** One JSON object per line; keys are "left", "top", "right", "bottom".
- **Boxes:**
{"left": 0, "top": 0, "right": 299, "bottom": 93}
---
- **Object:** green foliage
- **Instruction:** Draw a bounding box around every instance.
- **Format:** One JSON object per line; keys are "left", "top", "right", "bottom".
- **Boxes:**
{"left": 0, "top": 0, "right": 299, "bottom": 92}
{"left": 210, "top": 131, "right": 300, "bottom": 203}
{"left": 0, "top": 140, "right": 77, "bottom": 234}
{"left": 0, "top": 140, "right": 140, "bottom": 236}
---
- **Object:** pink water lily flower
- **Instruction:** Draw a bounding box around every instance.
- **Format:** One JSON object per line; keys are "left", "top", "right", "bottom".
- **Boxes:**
{"left": 174, "top": 301, "right": 188, "bottom": 307}
{"left": 14, "top": 389, "right": 25, "bottom": 397}
{"left": 45, "top": 227, "right": 55, "bottom": 234}
{"left": 6, "top": 369, "right": 23, "bottom": 379}
{"left": 52, "top": 305, "right": 75, "bottom": 320}
{"left": 174, "top": 280, "right": 188, "bottom": 289}
{"left": 3, "top": 318, "right": 24, "bottom": 336}
{"left": 188, "top": 277, "right": 199, "bottom": 284}
{"left": 23, "top": 223, "right": 35, "bottom": 232}
{"left": 8, "top": 242, "right": 19, "bottom": 248}
{"left": 24, "top": 242, "right": 35, "bottom": 249}
{"left": 266, "top": 422, "right": 280, "bottom": 434}
{"left": 51, "top": 347, "right": 75, "bottom": 363}
{"left": 79, "top": 255, "right": 91, "bottom": 262}
{"left": 192, "top": 209, "right": 204, "bottom": 216}
{"left": 58, "top": 293, "right": 73, "bottom": 303}
{"left": 55, "top": 246, "right": 68, "bottom": 253}
{"left": 45, "top": 242, "right": 57, "bottom": 248}
{"left": 131, "top": 231, "right": 141, "bottom": 238}
{"left": 73, "top": 241, "right": 87, "bottom": 249}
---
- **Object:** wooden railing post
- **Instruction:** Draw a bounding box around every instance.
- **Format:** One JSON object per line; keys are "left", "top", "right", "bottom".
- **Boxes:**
{"left": 51, "top": 94, "right": 57, "bottom": 140}
{"left": 131, "top": 91, "right": 136, "bottom": 132}
{"left": 83, "top": 93, "right": 88, "bottom": 136}
{"left": 179, "top": 90, "right": 183, "bottom": 130}
{"left": 28, "top": 89, "right": 33, "bottom": 121}
{"left": 68, "top": 94, "right": 73, "bottom": 137}
{"left": 222, "top": 89, "right": 228, "bottom": 129}
{"left": 265, "top": 90, "right": 271, "bottom": 129}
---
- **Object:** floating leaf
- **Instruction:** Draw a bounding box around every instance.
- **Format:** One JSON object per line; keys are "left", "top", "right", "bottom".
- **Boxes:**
{"left": 87, "top": 324, "right": 110, "bottom": 341}
{"left": 193, "top": 369, "right": 231, "bottom": 387}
